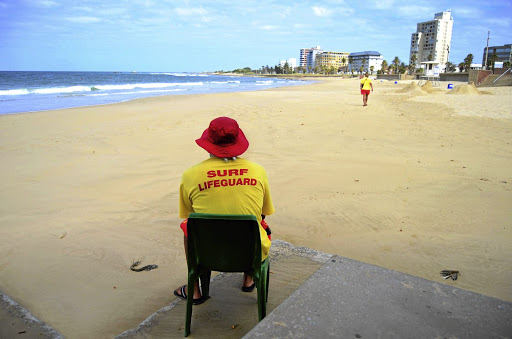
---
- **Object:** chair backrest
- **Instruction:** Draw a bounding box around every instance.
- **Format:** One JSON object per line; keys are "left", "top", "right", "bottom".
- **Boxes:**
{"left": 186, "top": 213, "right": 262, "bottom": 274}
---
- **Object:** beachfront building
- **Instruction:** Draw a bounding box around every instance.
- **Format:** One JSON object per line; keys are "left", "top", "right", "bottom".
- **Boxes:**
{"left": 410, "top": 11, "right": 453, "bottom": 72}
{"left": 300, "top": 46, "right": 321, "bottom": 69}
{"left": 280, "top": 58, "right": 297, "bottom": 69}
{"left": 299, "top": 46, "right": 323, "bottom": 72}
{"left": 482, "top": 44, "right": 512, "bottom": 68}
{"left": 299, "top": 48, "right": 310, "bottom": 68}
{"left": 315, "top": 51, "right": 350, "bottom": 72}
{"left": 348, "top": 51, "right": 383, "bottom": 74}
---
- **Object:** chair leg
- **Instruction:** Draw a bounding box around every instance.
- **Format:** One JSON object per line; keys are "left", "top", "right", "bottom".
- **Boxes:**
{"left": 200, "top": 270, "right": 212, "bottom": 298}
{"left": 184, "top": 277, "right": 195, "bottom": 337}
{"left": 257, "top": 261, "right": 269, "bottom": 321}
{"left": 266, "top": 261, "right": 270, "bottom": 302}
{"left": 257, "top": 281, "right": 266, "bottom": 321}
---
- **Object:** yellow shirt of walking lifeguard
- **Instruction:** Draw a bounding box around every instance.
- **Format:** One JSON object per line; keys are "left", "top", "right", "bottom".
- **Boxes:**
{"left": 360, "top": 77, "right": 372, "bottom": 90}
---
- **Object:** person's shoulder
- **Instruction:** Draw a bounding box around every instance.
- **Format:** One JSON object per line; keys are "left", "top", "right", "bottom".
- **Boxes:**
{"left": 183, "top": 158, "right": 211, "bottom": 175}
{"left": 237, "top": 157, "right": 266, "bottom": 171}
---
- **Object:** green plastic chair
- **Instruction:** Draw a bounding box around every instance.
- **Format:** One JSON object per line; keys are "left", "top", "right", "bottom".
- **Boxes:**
{"left": 184, "top": 213, "right": 270, "bottom": 337}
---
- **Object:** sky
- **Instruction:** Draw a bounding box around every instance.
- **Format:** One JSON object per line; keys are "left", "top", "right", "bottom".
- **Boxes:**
{"left": 0, "top": 0, "right": 511, "bottom": 72}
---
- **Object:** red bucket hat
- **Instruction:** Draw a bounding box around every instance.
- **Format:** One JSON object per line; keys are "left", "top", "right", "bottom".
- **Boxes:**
{"left": 195, "top": 117, "right": 249, "bottom": 158}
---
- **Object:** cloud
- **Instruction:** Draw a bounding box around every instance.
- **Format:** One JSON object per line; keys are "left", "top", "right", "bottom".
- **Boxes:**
{"left": 65, "top": 16, "right": 101, "bottom": 23}
{"left": 452, "top": 7, "right": 481, "bottom": 18}
{"left": 312, "top": 6, "right": 332, "bottom": 17}
{"left": 72, "top": 6, "right": 93, "bottom": 12}
{"left": 371, "top": 0, "right": 394, "bottom": 10}
{"left": 261, "top": 25, "right": 278, "bottom": 30}
{"left": 293, "top": 23, "right": 308, "bottom": 29}
{"left": 397, "top": 5, "right": 434, "bottom": 19}
{"left": 30, "top": 0, "right": 58, "bottom": 7}
{"left": 486, "top": 17, "right": 511, "bottom": 27}
{"left": 174, "top": 7, "right": 208, "bottom": 16}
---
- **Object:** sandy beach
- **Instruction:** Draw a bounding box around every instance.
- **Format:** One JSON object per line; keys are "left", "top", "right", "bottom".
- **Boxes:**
{"left": 1, "top": 78, "right": 511, "bottom": 338}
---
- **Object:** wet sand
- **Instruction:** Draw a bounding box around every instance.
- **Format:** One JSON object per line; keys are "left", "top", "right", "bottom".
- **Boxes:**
{"left": 0, "top": 78, "right": 511, "bottom": 337}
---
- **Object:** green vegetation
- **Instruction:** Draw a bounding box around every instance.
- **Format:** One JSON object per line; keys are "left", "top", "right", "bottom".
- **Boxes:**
{"left": 445, "top": 61, "right": 456, "bottom": 72}
{"left": 392, "top": 56, "right": 400, "bottom": 74}
{"left": 463, "top": 53, "right": 473, "bottom": 72}
{"left": 231, "top": 67, "right": 255, "bottom": 75}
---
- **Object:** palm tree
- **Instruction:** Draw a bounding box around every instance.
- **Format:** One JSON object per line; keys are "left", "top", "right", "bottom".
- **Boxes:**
{"left": 362, "top": 59, "right": 367, "bottom": 73}
{"left": 349, "top": 56, "right": 353, "bottom": 74}
{"left": 464, "top": 53, "right": 474, "bottom": 72}
{"left": 393, "top": 56, "right": 400, "bottom": 74}
{"left": 381, "top": 60, "right": 388, "bottom": 74}
{"left": 342, "top": 56, "right": 347, "bottom": 73}
{"left": 409, "top": 54, "right": 417, "bottom": 74}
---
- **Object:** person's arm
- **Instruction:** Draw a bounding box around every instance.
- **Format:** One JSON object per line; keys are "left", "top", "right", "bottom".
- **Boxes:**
{"left": 371, "top": 82, "right": 374, "bottom": 91}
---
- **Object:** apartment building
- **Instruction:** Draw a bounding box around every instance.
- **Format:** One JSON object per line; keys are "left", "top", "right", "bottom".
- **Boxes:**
{"left": 348, "top": 51, "right": 383, "bottom": 74}
{"left": 300, "top": 47, "right": 319, "bottom": 68}
{"left": 299, "top": 48, "right": 311, "bottom": 68}
{"left": 410, "top": 11, "right": 453, "bottom": 70}
{"left": 279, "top": 58, "right": 297, "bottom": 68}
{"left": 299, "top": 46, "right": 323, "bottom": 71}
{"left": 482, "top": 44, "right": 512, "bottom": 67}
{"left": 315, "top": 51, "right": 350, "bottom": 71}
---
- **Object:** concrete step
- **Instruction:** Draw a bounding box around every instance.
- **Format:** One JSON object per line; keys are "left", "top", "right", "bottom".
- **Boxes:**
{"left": 115, "top": 240, "right": 330, "bottom": 338}
{"left": 479, "top": 73, "right": 512, "bottom": 87}
{"left": 245, "top": 255, "right": 512, "bottom": 338}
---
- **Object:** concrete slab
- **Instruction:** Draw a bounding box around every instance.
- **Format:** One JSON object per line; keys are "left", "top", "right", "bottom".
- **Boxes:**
{"left": 116, "top": 240, "right": 330, "bottom": 338}
{"left": 3, "top": 244, "right": 511, "bottom": 338}
{"left": 244, "top": 255, "right": 512, "bottom": 339}
{"left": 0, "top": 291, "right": 63, "bottom": 339}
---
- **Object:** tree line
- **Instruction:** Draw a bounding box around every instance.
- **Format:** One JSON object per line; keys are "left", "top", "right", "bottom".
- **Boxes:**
{"left": 221, "top": 52, "right": 510, "bottom": 76}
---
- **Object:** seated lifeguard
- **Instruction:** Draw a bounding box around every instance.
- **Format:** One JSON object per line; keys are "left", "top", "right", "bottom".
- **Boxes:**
{"left": 174, "top": 116, "right": 275, "bottom": 305}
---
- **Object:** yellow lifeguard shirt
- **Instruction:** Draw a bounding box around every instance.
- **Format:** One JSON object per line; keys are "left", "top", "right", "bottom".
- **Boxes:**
{"left": 179, "top": 157, "right": 275, "bottom": 260}
{"left": 360, "top": 77, "right": 372, "bottom": 90}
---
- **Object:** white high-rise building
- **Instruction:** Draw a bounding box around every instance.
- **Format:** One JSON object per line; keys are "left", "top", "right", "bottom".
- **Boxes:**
{"left": 410, "top": 11, "right": 453, "bottom": 69}
{"left": 280, "top": 58, "right": 297, "bottom": 69}
{"left": 299, "top": 46, "right": 322, "bottom": 71}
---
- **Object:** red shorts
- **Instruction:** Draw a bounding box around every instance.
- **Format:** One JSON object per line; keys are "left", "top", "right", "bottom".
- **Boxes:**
{"left": 180, "top": 218, "right": 271, "bottom": 240}
{"left": 361, "top": 89, "right": 371, "bottom": 95}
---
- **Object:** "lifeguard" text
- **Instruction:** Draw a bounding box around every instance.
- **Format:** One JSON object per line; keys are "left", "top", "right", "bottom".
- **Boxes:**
{"left": 198, "top": 168, "right": 257, "bottom": 191}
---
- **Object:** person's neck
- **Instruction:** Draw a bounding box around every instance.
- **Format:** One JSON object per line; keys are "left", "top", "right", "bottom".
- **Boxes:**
{"left": 210, "top": 154, "right": 238, "bottom": 161}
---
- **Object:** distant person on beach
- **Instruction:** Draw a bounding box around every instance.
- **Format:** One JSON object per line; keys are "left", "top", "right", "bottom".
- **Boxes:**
{"left": 174, "top": 116, "right": 275, "bottom": 305}
{"left": 360, "top": 72, "right": 374, "bottom": 106}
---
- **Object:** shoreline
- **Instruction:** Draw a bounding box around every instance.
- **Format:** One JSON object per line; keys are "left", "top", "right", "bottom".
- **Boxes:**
{"left": 1, "top": 78, "right": 511, "bottom": 337}
{"left": 0, "top": 71, "right": 310, "bottom": 116}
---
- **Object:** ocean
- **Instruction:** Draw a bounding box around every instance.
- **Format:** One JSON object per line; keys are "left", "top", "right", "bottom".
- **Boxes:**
{"left": 0, "top": 71, "right": 307, "bottom": 115}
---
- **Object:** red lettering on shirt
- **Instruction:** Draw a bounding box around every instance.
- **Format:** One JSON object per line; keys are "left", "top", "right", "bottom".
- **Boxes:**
{"left": 206, "top": 169, "right": 249, "bottom": 177}
{"left": 198, "top": 177, "right": 258, "bottom": 192}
